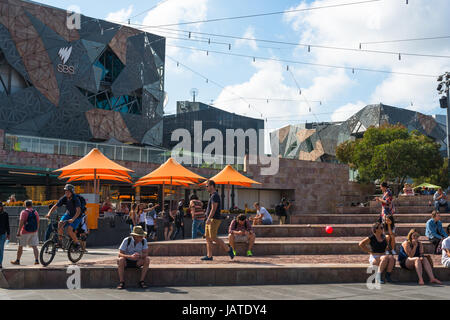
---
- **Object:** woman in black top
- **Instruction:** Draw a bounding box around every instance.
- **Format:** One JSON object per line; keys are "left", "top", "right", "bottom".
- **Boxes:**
{"left": 359, "top": 222, "right": 396, "bottom": 284}
{"left": 0, "top": 202, "right": 10, "bottom": 269}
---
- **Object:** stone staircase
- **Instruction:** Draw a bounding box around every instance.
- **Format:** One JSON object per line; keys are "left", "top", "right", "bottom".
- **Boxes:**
{"left": 2, "top": 195, "right": 449, "bottom": 289}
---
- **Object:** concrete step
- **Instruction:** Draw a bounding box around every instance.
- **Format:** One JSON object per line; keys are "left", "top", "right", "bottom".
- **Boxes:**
{"left": 292, "top": 214, "right": 450, "bottom": 225}
{"left": 253, "top": 224, "right": 431, "bottom": 238}
{"left": 147, "top": 237, "right": 438, "bottom": 256}
{"left": 2, "top": 255, "right": 447, "bottom": 289}
{"left": 337, "top": 206, "right": 435, "bottom": 214}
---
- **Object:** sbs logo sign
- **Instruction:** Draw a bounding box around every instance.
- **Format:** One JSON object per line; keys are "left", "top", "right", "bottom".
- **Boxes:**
{"left": 57, "top": 47, "right": 75, "bottom": 75}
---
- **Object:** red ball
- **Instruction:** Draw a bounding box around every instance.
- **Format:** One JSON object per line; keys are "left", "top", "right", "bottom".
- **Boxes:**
{"left": 325, "top": 226, "right": 334, "bottom": 234}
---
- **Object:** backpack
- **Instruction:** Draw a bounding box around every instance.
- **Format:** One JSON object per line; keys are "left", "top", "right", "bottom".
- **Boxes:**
{"left": 24, "top": 209, "right": 38, "bottom": 233}
{"left": 275, "top": 204, "right": 284, "bottom": 216}
{"left": 73, "top": 194, "right": 87, "bottom": 215}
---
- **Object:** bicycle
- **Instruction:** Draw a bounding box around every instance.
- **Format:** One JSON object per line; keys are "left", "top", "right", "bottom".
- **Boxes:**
{"left": 39, "top": 222, "right": 84, "bottom": 267}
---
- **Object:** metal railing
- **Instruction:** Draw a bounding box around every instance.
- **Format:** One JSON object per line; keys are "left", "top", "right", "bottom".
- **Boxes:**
{"left": 4, "top": 133, "right": 244, "bottom": 171}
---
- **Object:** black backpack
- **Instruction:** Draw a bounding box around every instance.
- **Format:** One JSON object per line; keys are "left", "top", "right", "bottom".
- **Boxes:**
{"left": 275, "top": 204, "right": 284, "bottom": 216}
{"left": 73, "top": 194, "right": 87, "bottom": 215}
{"left": 24, "top": 209, "right": 38, "bottom": 232}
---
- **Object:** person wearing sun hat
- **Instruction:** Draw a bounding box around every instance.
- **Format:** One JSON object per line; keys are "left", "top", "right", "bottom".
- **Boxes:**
{"left": 117, "top": 225, "right": 150, "bottom": 289}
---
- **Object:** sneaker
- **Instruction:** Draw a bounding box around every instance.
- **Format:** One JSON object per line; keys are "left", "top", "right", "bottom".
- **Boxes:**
{"left": 228, "top": 246, "right": 235, "bottom": 260}
{"left": 201, "top": 256, "right": 213, "bottom": 261}
{"left": 34, "top": 260, "right": 40, "bottom": 265}
{"left": 10, "top": 260, "right": 20, "bottom": 265}
{"left": 232, "top": 249, "right": 237, "bottom": 257}
{"left": 385, "top": 250, "right": 391, "bottom": 255}
{"left": 391, "top": 250, "right": 397, "bottom": 255}
{"left": 385, "top": 273, "right": 394, "bottom": 283}
{"left": 247, "top": 250, "right": 253, "bottom": 257}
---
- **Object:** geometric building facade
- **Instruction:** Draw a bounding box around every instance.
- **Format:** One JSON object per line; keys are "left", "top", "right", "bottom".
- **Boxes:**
{"left": 0, "top": 0, "right": 165, "bottom": 146}
{"left": 163, "top": 101, "right": 265, "bottom": 156}
{"left": 272, "top": 103, "right": 448, "bottom": 162}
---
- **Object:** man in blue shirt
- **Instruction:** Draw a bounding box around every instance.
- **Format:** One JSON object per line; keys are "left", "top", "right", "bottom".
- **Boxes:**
{"left": 426, "top": 211, "right": 448, "bottom": 254}
{"left": 46, "top": 184, "right": 82, "bottom": 248}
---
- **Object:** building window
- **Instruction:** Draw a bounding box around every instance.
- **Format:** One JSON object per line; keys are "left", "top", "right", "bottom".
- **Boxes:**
{"left": 0, "top": 51, "right": 30, "bottom": 95}
{"left": 305, "top": 138, "right": 314, "bottom": 153}
{"left": 94, "top": 47, "right": 125, "bottom": 84}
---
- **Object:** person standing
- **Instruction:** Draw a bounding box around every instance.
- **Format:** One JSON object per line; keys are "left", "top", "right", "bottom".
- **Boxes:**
{"left": 11, "top": 200, "right": 40, "bottom": 266}
{"left": 275, "top": 198, "right": 291, "bottom": 225}
{"left": 172, "top": 201, "right": 185, "bottom": 240}
{"left": 163, "top": 204, "right": 175, "bottom": 241}
{"left": 143, "top": 203, "right": 159, "bottom": 241}
{"left": 201, "top": 180, "right": 235, "bottom": 261}
{"left": 189, "top": 194, "right": 206, "bottom": 239}
{"left": 375, "top": 182, "right": 396, "bottom": 255}
{"left": 0, "top": 202, "right": 10, "bottom": 269}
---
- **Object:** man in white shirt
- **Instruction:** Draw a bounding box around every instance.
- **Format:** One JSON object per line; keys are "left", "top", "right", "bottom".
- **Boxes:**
{"left": 434, "top": 188, "right": 449, "bottom": 213}
{"left": 117, "top": 226, "right": 150, "bottom": 289}
{"left": 442, "top": 225, "right": 450, "bottom": 268}
{"left": 251, "top": 202, "right": 273, "bottom": 225}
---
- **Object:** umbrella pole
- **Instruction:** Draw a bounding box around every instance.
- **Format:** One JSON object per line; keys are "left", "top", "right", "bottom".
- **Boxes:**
{"left": 228, "top": 184, "right": 231, "bottom": 211}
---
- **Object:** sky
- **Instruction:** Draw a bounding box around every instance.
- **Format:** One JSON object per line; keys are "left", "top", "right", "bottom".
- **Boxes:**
{"left": 38, "top": 0, "right": 450, "bottom": 141}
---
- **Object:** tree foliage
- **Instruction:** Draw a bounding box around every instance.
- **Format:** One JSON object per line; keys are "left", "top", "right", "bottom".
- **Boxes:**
{"left": 336, "top": 124, "right": 444, "bottom": 190}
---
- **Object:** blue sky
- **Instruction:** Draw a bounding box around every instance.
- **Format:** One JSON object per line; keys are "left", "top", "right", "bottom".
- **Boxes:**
{"left": 38, "top": 0, "right": 450, "bottom": 134}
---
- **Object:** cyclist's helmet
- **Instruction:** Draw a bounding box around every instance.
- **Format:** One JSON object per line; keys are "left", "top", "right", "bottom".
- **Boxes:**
{"left": 64, "top": 184, "right": 75, "bottom": 194}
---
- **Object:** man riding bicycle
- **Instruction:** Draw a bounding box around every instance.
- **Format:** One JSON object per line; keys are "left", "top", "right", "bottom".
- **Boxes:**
{"left": 46, "top": 184, "right": 83, "bottom": 249}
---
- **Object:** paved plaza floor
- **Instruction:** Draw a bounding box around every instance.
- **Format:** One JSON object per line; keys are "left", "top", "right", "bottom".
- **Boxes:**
{"left": 1, "top": 282, "right": 450, "bottom": 300}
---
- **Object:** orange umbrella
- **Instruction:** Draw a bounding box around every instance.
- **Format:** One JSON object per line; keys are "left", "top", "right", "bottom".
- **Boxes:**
{"left": 207, "top": 165, "right": 261, "bottom": 210}
{"left": 134, "top": 157, "right": 206, "bottom": 206}
{"left": 61, "top": 174, "right": 133, "bottom": 184}
{"left": 55, "top": 148, "right": 134, "bottom": 194}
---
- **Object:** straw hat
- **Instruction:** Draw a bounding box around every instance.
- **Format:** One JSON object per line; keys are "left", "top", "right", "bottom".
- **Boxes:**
{"left": 130, "top": 226, "right": 147, "bottom": 237}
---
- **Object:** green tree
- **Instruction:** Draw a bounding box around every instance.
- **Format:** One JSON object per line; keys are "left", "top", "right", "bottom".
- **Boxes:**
{"left": 336, "top": 124, "right": 444, "bottom": 193}
{"left": 414, "top": 158, "right": 449, "bottom": 190}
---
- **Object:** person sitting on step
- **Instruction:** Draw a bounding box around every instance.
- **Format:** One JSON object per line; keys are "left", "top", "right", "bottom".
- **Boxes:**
{"left": 250, "top": 202, "right": 273, "bottom": 226}
{"left": 228, "top": 214, "right": 256, "bottom": 257}
{"left": 359, "top": 222, "right": 396, "bottom": 284}
{"left": 441, "top": 225, "right": 450, "bottom": 269}
{"left": 425, "top": 211, "right": 448, "bottom": 255}
{"left": 117, "top": 226, "right": 151, "bottom": 290}
{"left": 398, "top": 229, "right": 442, "bottom": 285}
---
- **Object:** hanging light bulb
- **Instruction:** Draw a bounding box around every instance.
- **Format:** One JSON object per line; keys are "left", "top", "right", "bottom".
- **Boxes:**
{"left": 308, "top": 45, "right": 311, "bottom": 53}
{"left": 399, "top": 53, "right": 402, "bottom": 61}
{"left": 287, "top": 65, "right": 289, "bottom": 71}
{"left": 206, "top": 51, "right": 209, "bottom": 56}
{"left": 208, "top": 38, "right": 211, "bottom": 44}
{"left": 188, "top": 32, "right": 191, "bottom": 38}
{"left": 206, "top": 79, "right": 208, "bottom": 83}
{"left": 229, "top": 44, "right": 231, "bottom": 50}
{"left": 176, "top": 62, "right": 179, "bottom": 67}
{"left": 352, "top": 68, "right": 355, "bottom": 74}
{"left": 253, "top": 57, "right": 256, "bottom": 62}
{"left": 359, "top": 43, "right": 362, "bottom": 50}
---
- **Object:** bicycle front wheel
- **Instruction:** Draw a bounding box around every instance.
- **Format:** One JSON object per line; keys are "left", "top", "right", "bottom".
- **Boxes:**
{"left": 68, "top": 242, "right": 84, "bottom": 264}
{"left": 40, "top": 240, "right": 57, "bottom": 267}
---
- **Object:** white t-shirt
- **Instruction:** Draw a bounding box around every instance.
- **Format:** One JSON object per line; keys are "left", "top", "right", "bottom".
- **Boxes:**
{"left": 442, "top": 237, "right": 450, "bottom": 266}
{"left": 258, "top": 207, "right": 272, "bottom": 222}
{"left": 145, "top": 210, "right": 157, "bottom": 226}
{"left": 138, "top": 211, "right": 146, "bottom": 223}
{"left": 119, "top": 237, "right": 148, "bottom": 255}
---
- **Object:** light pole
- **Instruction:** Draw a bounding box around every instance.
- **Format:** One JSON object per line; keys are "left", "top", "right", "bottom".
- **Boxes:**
{"left": 437, "top": 72, "right": 450, "bottom": 187}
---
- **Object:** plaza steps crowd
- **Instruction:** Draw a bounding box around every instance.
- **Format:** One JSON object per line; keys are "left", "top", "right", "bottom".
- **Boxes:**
{"left": 2, "top": 195, "right": 450, "bottom": 289}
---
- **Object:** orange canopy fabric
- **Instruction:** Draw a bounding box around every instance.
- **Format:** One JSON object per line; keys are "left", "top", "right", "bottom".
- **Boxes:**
{"left": 54, "top": 148, "right": 133, "bottom": 178}
{"left": 134, "top": 179, "right": 194, "bottom": 187}
{"left": 207, "top": 165, "right": 261, "bottom": 187}
{"left": 135, "top": 158, "right": 206, "bottom": 185}
{"left": 61, "top": 174, "right": 133, "bottom": 184}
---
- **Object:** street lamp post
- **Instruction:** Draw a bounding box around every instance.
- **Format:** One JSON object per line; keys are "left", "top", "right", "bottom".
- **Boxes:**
{"left": 437, "top": 72, "right": 450, "bottom": 187}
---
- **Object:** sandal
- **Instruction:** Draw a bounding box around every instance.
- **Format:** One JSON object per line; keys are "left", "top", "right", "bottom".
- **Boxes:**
{"left": 138, "top": 281, "right": 148, "bottom": 289}
{"left": 117, "top": 282, "right": 125, "bottom": 290}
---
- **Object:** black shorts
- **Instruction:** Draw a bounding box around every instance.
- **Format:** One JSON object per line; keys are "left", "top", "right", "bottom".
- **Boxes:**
{"left": 146, "top": 225, "right": 155, "bottom": 233}
{"left": 164, "top": 221, "right": 173, "bottom": 228}
{"left": 125, "top": 259, "right": 139, "bottom": 269}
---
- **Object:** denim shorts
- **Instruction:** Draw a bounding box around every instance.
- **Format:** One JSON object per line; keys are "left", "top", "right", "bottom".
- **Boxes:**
{"left": 60, "top": 213, "right": 82, "bottom": 230}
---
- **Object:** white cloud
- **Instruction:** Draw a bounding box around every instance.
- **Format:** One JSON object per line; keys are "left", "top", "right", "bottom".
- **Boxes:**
{"left": 331, "top": 101, "right": 366, "bottom": 122}
{"left": 105, "top": 5, "right": 134, "bottom": 23}
{"left": 283, "top": 0, "right": 450, "bottom": 112}
{"left": 235, "top": 27, "right": 258, "bottom": 51}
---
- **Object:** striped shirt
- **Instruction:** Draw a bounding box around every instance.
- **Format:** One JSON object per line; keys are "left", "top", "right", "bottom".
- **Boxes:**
{"left": 190, "top": 200, "right": 206, "bottom": 220}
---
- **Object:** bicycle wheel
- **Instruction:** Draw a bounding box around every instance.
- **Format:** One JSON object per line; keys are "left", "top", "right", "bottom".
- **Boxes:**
{"left": 68, "top": 241, "right": 84, "bottom": 264}
{"left": 40, "top": 240, "right": 57, "bottom": 267}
